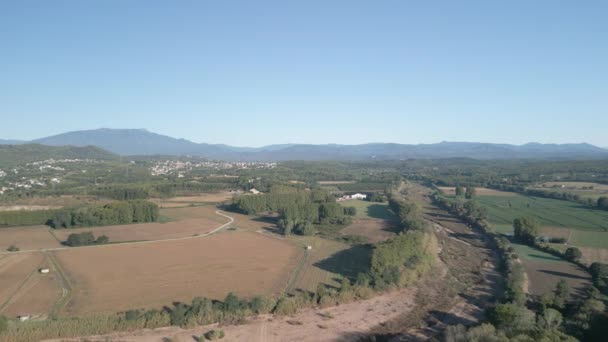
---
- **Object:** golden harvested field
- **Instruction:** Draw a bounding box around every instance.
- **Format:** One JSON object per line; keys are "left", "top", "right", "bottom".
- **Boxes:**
{"left": 54, "top": 231, "right": 302, "bottom": 315}
{"left": 438, "top": 187, "right": 517, "bottom": 197}
{"left": 0, "top": 226, "right": 62, "bottom": 251}
{"left": 52, "top": 216, "right": 227, "bottom": 244}
{"left": 2, "top": 254, "right": 62, "bottom": 318}
{"left": 342, "top": 219, "right": 397, "bottom": 243}
{"left": 151, "top": 192, "right": 233, "bottom": 207}
{"left": 160, "top": 205, "right": 227, "bottom": 222}
{"left": 0, "top": 253, "right": 45, "bottom": 312}
{"left": 0, "top": 205, "right": 62, "bottom": 211}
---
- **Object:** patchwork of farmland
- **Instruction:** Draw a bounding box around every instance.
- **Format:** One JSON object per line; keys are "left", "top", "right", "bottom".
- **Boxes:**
{"left": 477, "top": 192, "right": 608, "bottom": 265}
{"left": 478, "top": 195, "right": 608, "bottom": 232}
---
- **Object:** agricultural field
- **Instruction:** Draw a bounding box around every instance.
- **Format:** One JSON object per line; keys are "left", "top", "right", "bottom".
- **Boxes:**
{"left": 1, "top": 253, "right": 62, "bottom": 318}
{"left": 288, "top": 236, "right": 370, "bottom": 293}
{"left": 478, "top": 193, "right": 608, "bottom": 264}
{"left": 53, "top": 231, "right": 302, "bottom": 315}
{"left": 511, "top": 243, "right": 591, "bottom": 299}
{"left": 478, "top": 195, "right": 608, "bottom": 232}
{"left": 150, "top": 192, "right": 233, "bottom": 208}
{"left": 339, "top": 199, "right": 397, "bottom": 243}
{"left": 531, "top": 181, "right": 608, "bottom": 200}
{"left": 338, "top": 199, "right": 394, "bottom": 220}
{"left": 50, "top": 217, "right": 225, "bottom": 244}
{"left": 0, "top": 226, "right": 61, "bottom": 251}
{"left": 437, "top": 187, "right": 516, "bottom": 197}
{"left": 0, "top": 252, "right": 64, "bottom": 319}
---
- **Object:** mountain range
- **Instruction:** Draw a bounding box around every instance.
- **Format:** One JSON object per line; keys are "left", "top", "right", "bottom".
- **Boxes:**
{"left": 2, "top": 128, "right": 608, "bottom": 161}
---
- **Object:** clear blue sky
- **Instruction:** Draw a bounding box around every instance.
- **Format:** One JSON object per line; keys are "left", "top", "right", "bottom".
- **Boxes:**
{"left": 1, "top": 1, "right": 607, "bottom": 147}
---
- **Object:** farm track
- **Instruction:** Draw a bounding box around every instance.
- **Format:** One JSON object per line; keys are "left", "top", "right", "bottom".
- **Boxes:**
{"left": 0, "top": 210, "right": 234, "bottom": 256}
{"left": 0, "top": 254, "right": 46, "bottom": 314}
{"left": 46, "top": 251, "right": 73, "bottom": 318}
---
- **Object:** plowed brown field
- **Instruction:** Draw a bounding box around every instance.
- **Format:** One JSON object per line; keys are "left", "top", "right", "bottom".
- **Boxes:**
{"left": 0, "top": 226, "right": 61, "bottom": 251}
{"left": 54, "top": 231, "right": 302, "bottom": 315}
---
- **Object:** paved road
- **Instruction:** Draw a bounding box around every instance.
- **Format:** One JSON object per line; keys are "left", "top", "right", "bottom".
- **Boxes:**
{"left": 0, "top": 210, "right": 235, "bottom": 255}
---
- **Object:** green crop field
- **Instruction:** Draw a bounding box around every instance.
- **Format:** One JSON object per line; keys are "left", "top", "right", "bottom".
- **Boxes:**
{"left": 512, "top": 243, "right": 564, "bottom": 263}
{"left": 570, "top": 230, "right": 608, "bottom": 249}
{"left": 338, "top": 199, "right": 395, "bottom": 220}
{"left": 477, "top": 195, "right": 608, "bottom": 231}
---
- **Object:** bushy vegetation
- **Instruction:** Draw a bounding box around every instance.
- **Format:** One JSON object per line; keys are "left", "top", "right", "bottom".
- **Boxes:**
{"left": 65, "top": 232, "right": 109, "bottom": 246}
{"left": 370, "top": 230, "right": 435, "bottom": 289}
{"left": 513, "top": 216, "right": 539, "bottom": 245}
{"left": 387, "top": 193, "right": 427, "bottom": 231}
{"left": 0, "top": 209, "right": 59, "bottom": 227}
{"left": 230, "top": 187, "right": 353, "bottom": 236}
{"left": 94, "top": 185, "right": 150, "bottom": 200}
{"left": 50, "top": 200, "right": 159, "bottom": 228}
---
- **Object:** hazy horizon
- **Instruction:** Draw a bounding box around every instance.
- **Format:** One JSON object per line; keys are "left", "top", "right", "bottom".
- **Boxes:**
{"left": 2, "top": 1, "right": 607, "bottom": 146}
{"left": 3, "top": 127, "right": 606, "bottom": 149}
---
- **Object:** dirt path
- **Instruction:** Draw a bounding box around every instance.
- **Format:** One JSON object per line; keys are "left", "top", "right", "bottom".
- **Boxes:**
{"left": 47, "top": 288, "right": 419, "bottom": 342}
{"left": 0, "top": 210, "right": 234, "bottom": 256}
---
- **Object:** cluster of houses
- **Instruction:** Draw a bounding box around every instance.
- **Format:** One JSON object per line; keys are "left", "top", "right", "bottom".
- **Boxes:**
{"left": 150, "top": 160, "right": 278, "bottom": 176}
{"left": 337, "top": 193, "right": 367, "bottom": 201}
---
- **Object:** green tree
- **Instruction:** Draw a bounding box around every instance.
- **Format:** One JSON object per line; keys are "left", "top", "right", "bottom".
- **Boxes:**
{"left": 537, "top": 308, "right": 563, "bottom": 331}
{"left": 565, "top": 247, "right": 582, "bottom": 262}
{"left": 553, "top": 279, "right": 570, "bottom": 309}
{"left": 455, "top": 186, "right": 465, "bottom": 197}
{"left": 465, "top": 186, "right": 476, "bottom": 199}
{"left": 513, "top": 217, "right": 539, "bottom": 245}
{"left": 489, "top": 303, "right": 535, "bottom": 336}
{"left": 597, "top": 196, "right": 608, "bottom": 210}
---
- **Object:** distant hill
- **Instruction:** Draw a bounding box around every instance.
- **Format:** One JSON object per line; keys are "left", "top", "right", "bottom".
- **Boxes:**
{"left": 0, "top": 144, "right": 117, "bottom": 166}
{"left": 0, "top": 139, "right": 25, "bottom": 145}
{"left": 3, "top": 128, "right": 608, "bottom": 161}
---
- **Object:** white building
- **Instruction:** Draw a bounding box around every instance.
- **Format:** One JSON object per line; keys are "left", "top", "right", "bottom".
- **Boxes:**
{"left": 351, "top": 193, "right": 367, "bottom": 200}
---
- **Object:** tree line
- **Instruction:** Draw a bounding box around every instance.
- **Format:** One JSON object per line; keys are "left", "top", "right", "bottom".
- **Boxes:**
{"left": 49, "top": 200, "right": 159, "bottom": 228}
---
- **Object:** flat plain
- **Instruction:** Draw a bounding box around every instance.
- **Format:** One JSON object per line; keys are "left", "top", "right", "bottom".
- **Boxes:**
{"left": 0, "top": 226, "right": 61, "bottom": 251}
{"left": 53, "top": 231, "right": 302, "bottom": 315}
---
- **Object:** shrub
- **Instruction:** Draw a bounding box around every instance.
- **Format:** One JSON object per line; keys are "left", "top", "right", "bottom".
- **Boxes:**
{"left": 565, "top": 247, "right": 582, "bottom": 262}
{"left": 249, "top": 296, "right": 274, "bottom": 315}
{"left": 0, "top": 315, "right": 7, "bottom": 334}
{"left": 7, "top": 244, "right": 19, "bottom": 252}
{"left": 203, "top": 329, "right": 225, "bottom": 340}
{"left": 274, "top": 297, "right": 298, "bottom": 316}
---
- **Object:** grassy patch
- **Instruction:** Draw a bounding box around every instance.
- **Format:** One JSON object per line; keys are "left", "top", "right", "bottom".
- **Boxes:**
{"left": 338, "top": 200, "right": 394, "bottom": 220}
{"left": 511, "top": 243, "right": 565, "bottom": 263}
{"left": 478, "top": 194, "right": 608, "bottom": 231}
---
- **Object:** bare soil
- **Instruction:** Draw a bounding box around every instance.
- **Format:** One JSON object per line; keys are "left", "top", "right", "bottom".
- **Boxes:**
{"left": 2, "top": 254, "right": 62, "bottom": 318}
{"left": 0, "top": 253, "right": 45, "bottom": 313}
{"left": 522, "top": 260, "right": 591, "bottom": 300}
{"left": 53, "top": 231, "right": 302, "bottom": 315}
{"left": 51, "top": 217, "right": 225, "bottom": 244}
{"left": 341, "top": 219, "right": 397, "bottom": 243}
{"left": 48, "top": 287, "right": 419, "bottom": 342}
{"left": 0, "top": 226, "right": 62, "bottom": 251}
